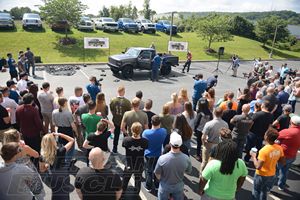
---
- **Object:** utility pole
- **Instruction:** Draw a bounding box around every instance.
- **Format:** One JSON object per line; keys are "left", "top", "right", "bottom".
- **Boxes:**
{"left": 168, "top": 11, "right": 175, "bottom": 53}
{"left": 269, "top": 24, "right": 278, "bottom": 58}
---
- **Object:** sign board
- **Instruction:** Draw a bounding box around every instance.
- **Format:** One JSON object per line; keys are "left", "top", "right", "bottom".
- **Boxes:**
{"left": 84, "top": 37, "right": 109, "bottom": 49}
{"left": 168, "top": 41, "right": 188, "bottom": 52}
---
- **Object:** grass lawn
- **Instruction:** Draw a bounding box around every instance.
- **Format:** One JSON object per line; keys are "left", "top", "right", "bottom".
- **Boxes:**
{"left": 0, "top": 21, "right": 299, "bottom": 63}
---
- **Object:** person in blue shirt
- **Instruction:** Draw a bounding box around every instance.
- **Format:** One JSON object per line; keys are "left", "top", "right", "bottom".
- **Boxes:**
{"left": 86, "top": 76, "right": 101, "bottom": 102}
{"left": 142, "top": 115, "right": 167, "bottom": 191}
{"left": 192, "top": 73, "right": 207, "bottom": 111}
{"left": 7, "top": 53, "right": 18, "bottom": 81}
{"left": 151, "top": 54, "right": 161, "bottom": 82}
{"left": 6, "top": 80, "right": 20, "bottom": 104}
{"left": 206, "top": 75, "right": 218, "bottom": 89}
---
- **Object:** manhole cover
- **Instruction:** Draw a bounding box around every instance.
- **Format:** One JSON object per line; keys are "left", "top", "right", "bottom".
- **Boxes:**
{"left": 45, "top": 65, "right": 80, "bottom": 76}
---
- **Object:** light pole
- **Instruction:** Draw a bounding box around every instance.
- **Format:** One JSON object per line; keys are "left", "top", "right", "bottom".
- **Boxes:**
{"left": 168, "top": 11, "right": 176, "bottom": 53}
{"left": 269, "top": 24, "right": 278, "bottom": 58}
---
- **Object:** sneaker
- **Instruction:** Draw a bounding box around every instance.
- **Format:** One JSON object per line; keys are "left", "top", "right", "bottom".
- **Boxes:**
{"left": 182, "top": 71, "right": 185, "bottom": 73}
{"left": 278, "top": 186, "right": 284, "bottom": 191}
{"left": 142, "top": 182, "right": 151, "bottom": 192}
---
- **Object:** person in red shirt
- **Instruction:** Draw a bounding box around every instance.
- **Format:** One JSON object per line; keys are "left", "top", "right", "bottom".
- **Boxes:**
{"left": 16, "top": 93, "right": 43, "bottom": 153}
{"left": 276, "top": 115, "right": 300, "bottom": 190}
{"left": 182, "top": 51, "right": 192, "bottom": 73}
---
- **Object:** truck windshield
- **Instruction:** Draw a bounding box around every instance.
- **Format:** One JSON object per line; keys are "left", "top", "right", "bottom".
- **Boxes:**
{"left": 123, "top": 18, "right": 134, "bottom": 23}
{"left": 162, "top": 20, "right": 170, "bottom": 25}
{"left": 125, "top": 48, "right": 140, "bottom": 57}
{"left": 26, "top": 14, "right": 40, "bottom": 19}
{"left": 103, "top": 18, "right": 114, "bottom": 22}
{"left": 142, "top": 19, "right": 151, "bottom": 23}
{"left": 0, "top": 13, "right": 11, "bottom": 18}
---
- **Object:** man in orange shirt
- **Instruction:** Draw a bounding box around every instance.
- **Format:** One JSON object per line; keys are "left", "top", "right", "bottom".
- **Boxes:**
{"left": 219, "top": 92, "right": 238, "bottom": 111}
{"left": 251, "top": 127, "right": 285, "bottom": 200}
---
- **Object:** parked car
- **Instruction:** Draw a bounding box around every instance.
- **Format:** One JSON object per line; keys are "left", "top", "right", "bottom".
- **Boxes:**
{"left": 136, "top": 19, "right": 156, "bottom": 33}
{"left": 77, "top": 16, "right": 94, "bottom": 31}
{"left": 156, "top": 20, "right": 177, "bottom": 35}
{"left": 22, "top": 13, "right": 42, "bottom": 29}
{"left": 50, "top": 20, "right": 70, "bottom": 31}
{"left": 95, "top": 17, "right": 118, "bottom": 32}
{"left": 108, "top": 47, "right": 179, "bottom": 78}
{"left": 0, "top": 12, "right": 15, "bottom": 29}
{"left": 117, "top": 18, "right": 138, "bottom": 33}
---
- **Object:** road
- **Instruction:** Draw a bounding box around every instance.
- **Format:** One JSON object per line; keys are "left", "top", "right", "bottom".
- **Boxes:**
{"left": 0, "top": 60, "right": 299, "bottom": 200}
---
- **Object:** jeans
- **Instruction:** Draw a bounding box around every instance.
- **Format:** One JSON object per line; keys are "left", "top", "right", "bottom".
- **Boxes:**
{"left": 252, "top": 174, "right": 275, "bottom": 200}
{"left": 57, "top": 127, "right": 74, "bottom": 163}
{"left": 277, "top": 158, "right": 295, "bottom": 188}
{"left": 113, "top": 125, "right": 121, "bottom": 152}
{"left": 122, "top": 166, "right": 143, "bottom": 195}
{"left": 158, "top": 181, "right": 184, "bottom": 200}
{"left": 288, "top": 100, "right": 296, "bottom": 113}
{"left": 182, "top": 60, "right": 191, "bottom": 72}
{"left": 145, "top": 157, "right": 159, "bottom": 189}
{"left": 151, "top": 68, "right": 159, "bottom": 81}
{"left": 244, "top": 132, "right": 263, "bottom": 162}
{"left": 233, "top": 136, "right": 246, "bottom": 158}
{"left": 183, "top": 139, "right": 191, "bottom": 151}
{"left": 27, "top": 60, "right": 35, "bottom": 76}
{"left": 192, "top": 98, "right": 199, "bottom": 111}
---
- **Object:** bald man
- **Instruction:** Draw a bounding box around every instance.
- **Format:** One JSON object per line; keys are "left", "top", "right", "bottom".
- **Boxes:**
{"left": 230, "top": 104, "right": 254, "bottom": 158}
{"left": 75, "top": 147, "right": 122, "bottom": 200}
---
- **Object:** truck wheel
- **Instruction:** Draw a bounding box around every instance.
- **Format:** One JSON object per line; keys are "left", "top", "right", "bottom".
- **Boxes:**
{"left": 122, "top": 65, "right": 133, "bottom": 79}
{"left": 161, "top": 65, "right": 171, "bottom": 76}
{"left": 152, "top": 30, "right": 156, "bottom": 34}
{"left": 111, "top": 68, "right": 119, "bottom": 75}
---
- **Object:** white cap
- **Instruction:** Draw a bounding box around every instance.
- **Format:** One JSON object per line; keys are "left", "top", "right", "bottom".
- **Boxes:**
{"left": 291, "top": 115, "right": 300, "bottom": 126}
{"left": 170, "top": 131, "right": 182, "bottom": 147}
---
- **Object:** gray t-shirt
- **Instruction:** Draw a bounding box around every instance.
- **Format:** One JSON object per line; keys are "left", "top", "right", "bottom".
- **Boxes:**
{"left": 0, "top": 163, "right": 42, "bottom": 200}
{"left": 154, "top": 151, "right": 192, "bottom": 185}
{"left": 37, "top": 91, "right": 54, "bottom": 113}
{"left": 231, "top": 114, "right": 253, "bottom": 139}
{"left": 202, "top": 118, "right": 228, "bottom": 143}
{"left": 52, "top": 109, "right": 74, "bottom": 127}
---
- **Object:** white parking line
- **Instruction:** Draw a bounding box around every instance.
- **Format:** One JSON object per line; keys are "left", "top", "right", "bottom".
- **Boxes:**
{"left": 115, "top": 157, "right": 147, "bottom": 200}
{"left": 79, "top": 69, "right": 90, "bottom": 80}
{"left": 43, "top": 70, "right": 47, "bottom": 82}
{"left": 246, "top": 176, "right": 281, "bottom": 200}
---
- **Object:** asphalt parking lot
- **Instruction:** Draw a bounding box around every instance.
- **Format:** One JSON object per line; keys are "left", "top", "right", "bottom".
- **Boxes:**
{"left": 0, "top": 60, "right": 299, "bottom": 200}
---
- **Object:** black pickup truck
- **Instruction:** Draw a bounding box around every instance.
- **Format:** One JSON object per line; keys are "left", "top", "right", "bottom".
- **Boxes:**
{"left": 107, "top": 47, "right": 179, "bottom": 78}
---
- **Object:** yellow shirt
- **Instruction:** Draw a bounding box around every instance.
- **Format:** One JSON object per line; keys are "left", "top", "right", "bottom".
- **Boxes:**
{"left": 256, "top": 144, "right": 284, "bottom": 176}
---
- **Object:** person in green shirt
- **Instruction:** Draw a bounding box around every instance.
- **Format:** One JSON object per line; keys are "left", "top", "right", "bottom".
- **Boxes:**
{"left": 81, "top": 101, "right": 102, "bottom": 166}
{"left": 199, "top": 140, "right": 248, "bottom": 200}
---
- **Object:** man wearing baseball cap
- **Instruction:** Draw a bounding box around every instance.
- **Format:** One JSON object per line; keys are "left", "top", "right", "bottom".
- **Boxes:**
{"left": 276, "top": 115, "right": 300, "bottom": 190}
{"left": 154, "top": 132, "right": 192, "bottom": 200}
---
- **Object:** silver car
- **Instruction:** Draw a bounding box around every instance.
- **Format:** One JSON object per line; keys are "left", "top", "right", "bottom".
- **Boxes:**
{"left": 77, "top": 16, "right": 94, "bottom": 31}
{"left": 95, "top": 17, "right": 118, "bottom": 32}
{"left": 136, "top": 19, "right": 156, "bottom": 33}
{"left": 22, "top": 13, "right": 42, "bottom": 29}
{"left": 0, "top": 12, "right": 15, "bottom": 29}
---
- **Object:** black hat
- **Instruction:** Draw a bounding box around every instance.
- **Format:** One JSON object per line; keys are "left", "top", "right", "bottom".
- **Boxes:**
{"left": 6, "top": 80, "right": 16, "bottom": 87}
{"left": 19, "top": 72, "right": 28, "bottom": 78}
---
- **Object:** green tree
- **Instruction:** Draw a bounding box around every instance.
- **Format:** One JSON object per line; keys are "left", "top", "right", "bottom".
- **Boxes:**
{"left": 99, "top": 6, "right": 110, "bottom": 17}
{"left": 10, "top": 7, "right": 32, "bottom": 20}
{"left": 125, "top": 1, "right": 132, "bottom": 18}
{"left": 229, "top": 16, "right": 255, "bottom": 38}
{"left": 131, "top": 6, "right": 138, "bottom": 20}
{"left": 40, "top": 0, "right": 87, "bottom": 38}
{"left": 255, "top": 15, "right": 290, "bottom": 46}
{"left": 141, "top": 0, "right": 151, "bottom": 19}
{"left": 110, "top": 5, "right": 125, "bottom": 21}
{"left": 196, "top": 14, "right": 232, "bottom": 49}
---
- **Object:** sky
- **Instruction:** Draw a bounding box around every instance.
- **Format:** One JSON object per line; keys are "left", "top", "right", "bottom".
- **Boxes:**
{"left": 0, "top": 0, "right": 300, "bottom": 15}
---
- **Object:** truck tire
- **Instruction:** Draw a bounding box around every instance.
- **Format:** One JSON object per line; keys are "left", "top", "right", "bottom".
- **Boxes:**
{"left": 111, "top": 68, "right": 119, "bottom": 75}
{"left": 122, "top": 65, "right": 133, "bottom": 79}
{"left": 161, "top": 64, "right": 171, "bottom": 76}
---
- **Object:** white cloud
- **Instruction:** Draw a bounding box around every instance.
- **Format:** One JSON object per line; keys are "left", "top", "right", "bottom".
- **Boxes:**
{"left": 0, "top": 0, "right": 299, "bottom": 14}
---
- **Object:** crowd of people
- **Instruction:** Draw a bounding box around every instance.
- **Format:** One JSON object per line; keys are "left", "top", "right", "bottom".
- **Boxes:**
{"left": 0, "top": 53, "right": 300, "bottom": 200}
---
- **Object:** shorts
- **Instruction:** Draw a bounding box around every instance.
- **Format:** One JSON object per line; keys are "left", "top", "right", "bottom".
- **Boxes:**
{"left": 42, "top": 112, "right": 53, "bottom": 124}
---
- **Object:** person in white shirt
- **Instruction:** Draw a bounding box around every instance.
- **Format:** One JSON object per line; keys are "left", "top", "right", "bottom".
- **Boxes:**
{"left": 1, "top": 87, "right": 18, "bottom": 129}
{"left": 68, "top": 87, "right": 85, "bottom": 114}
{"left": 17, "top": 72, "right": 28, "bottom": 92}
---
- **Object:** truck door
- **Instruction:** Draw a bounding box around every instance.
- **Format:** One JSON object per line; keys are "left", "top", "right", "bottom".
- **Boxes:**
{"left": 137, "top": 50, "right": 152, "bottom": 70}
